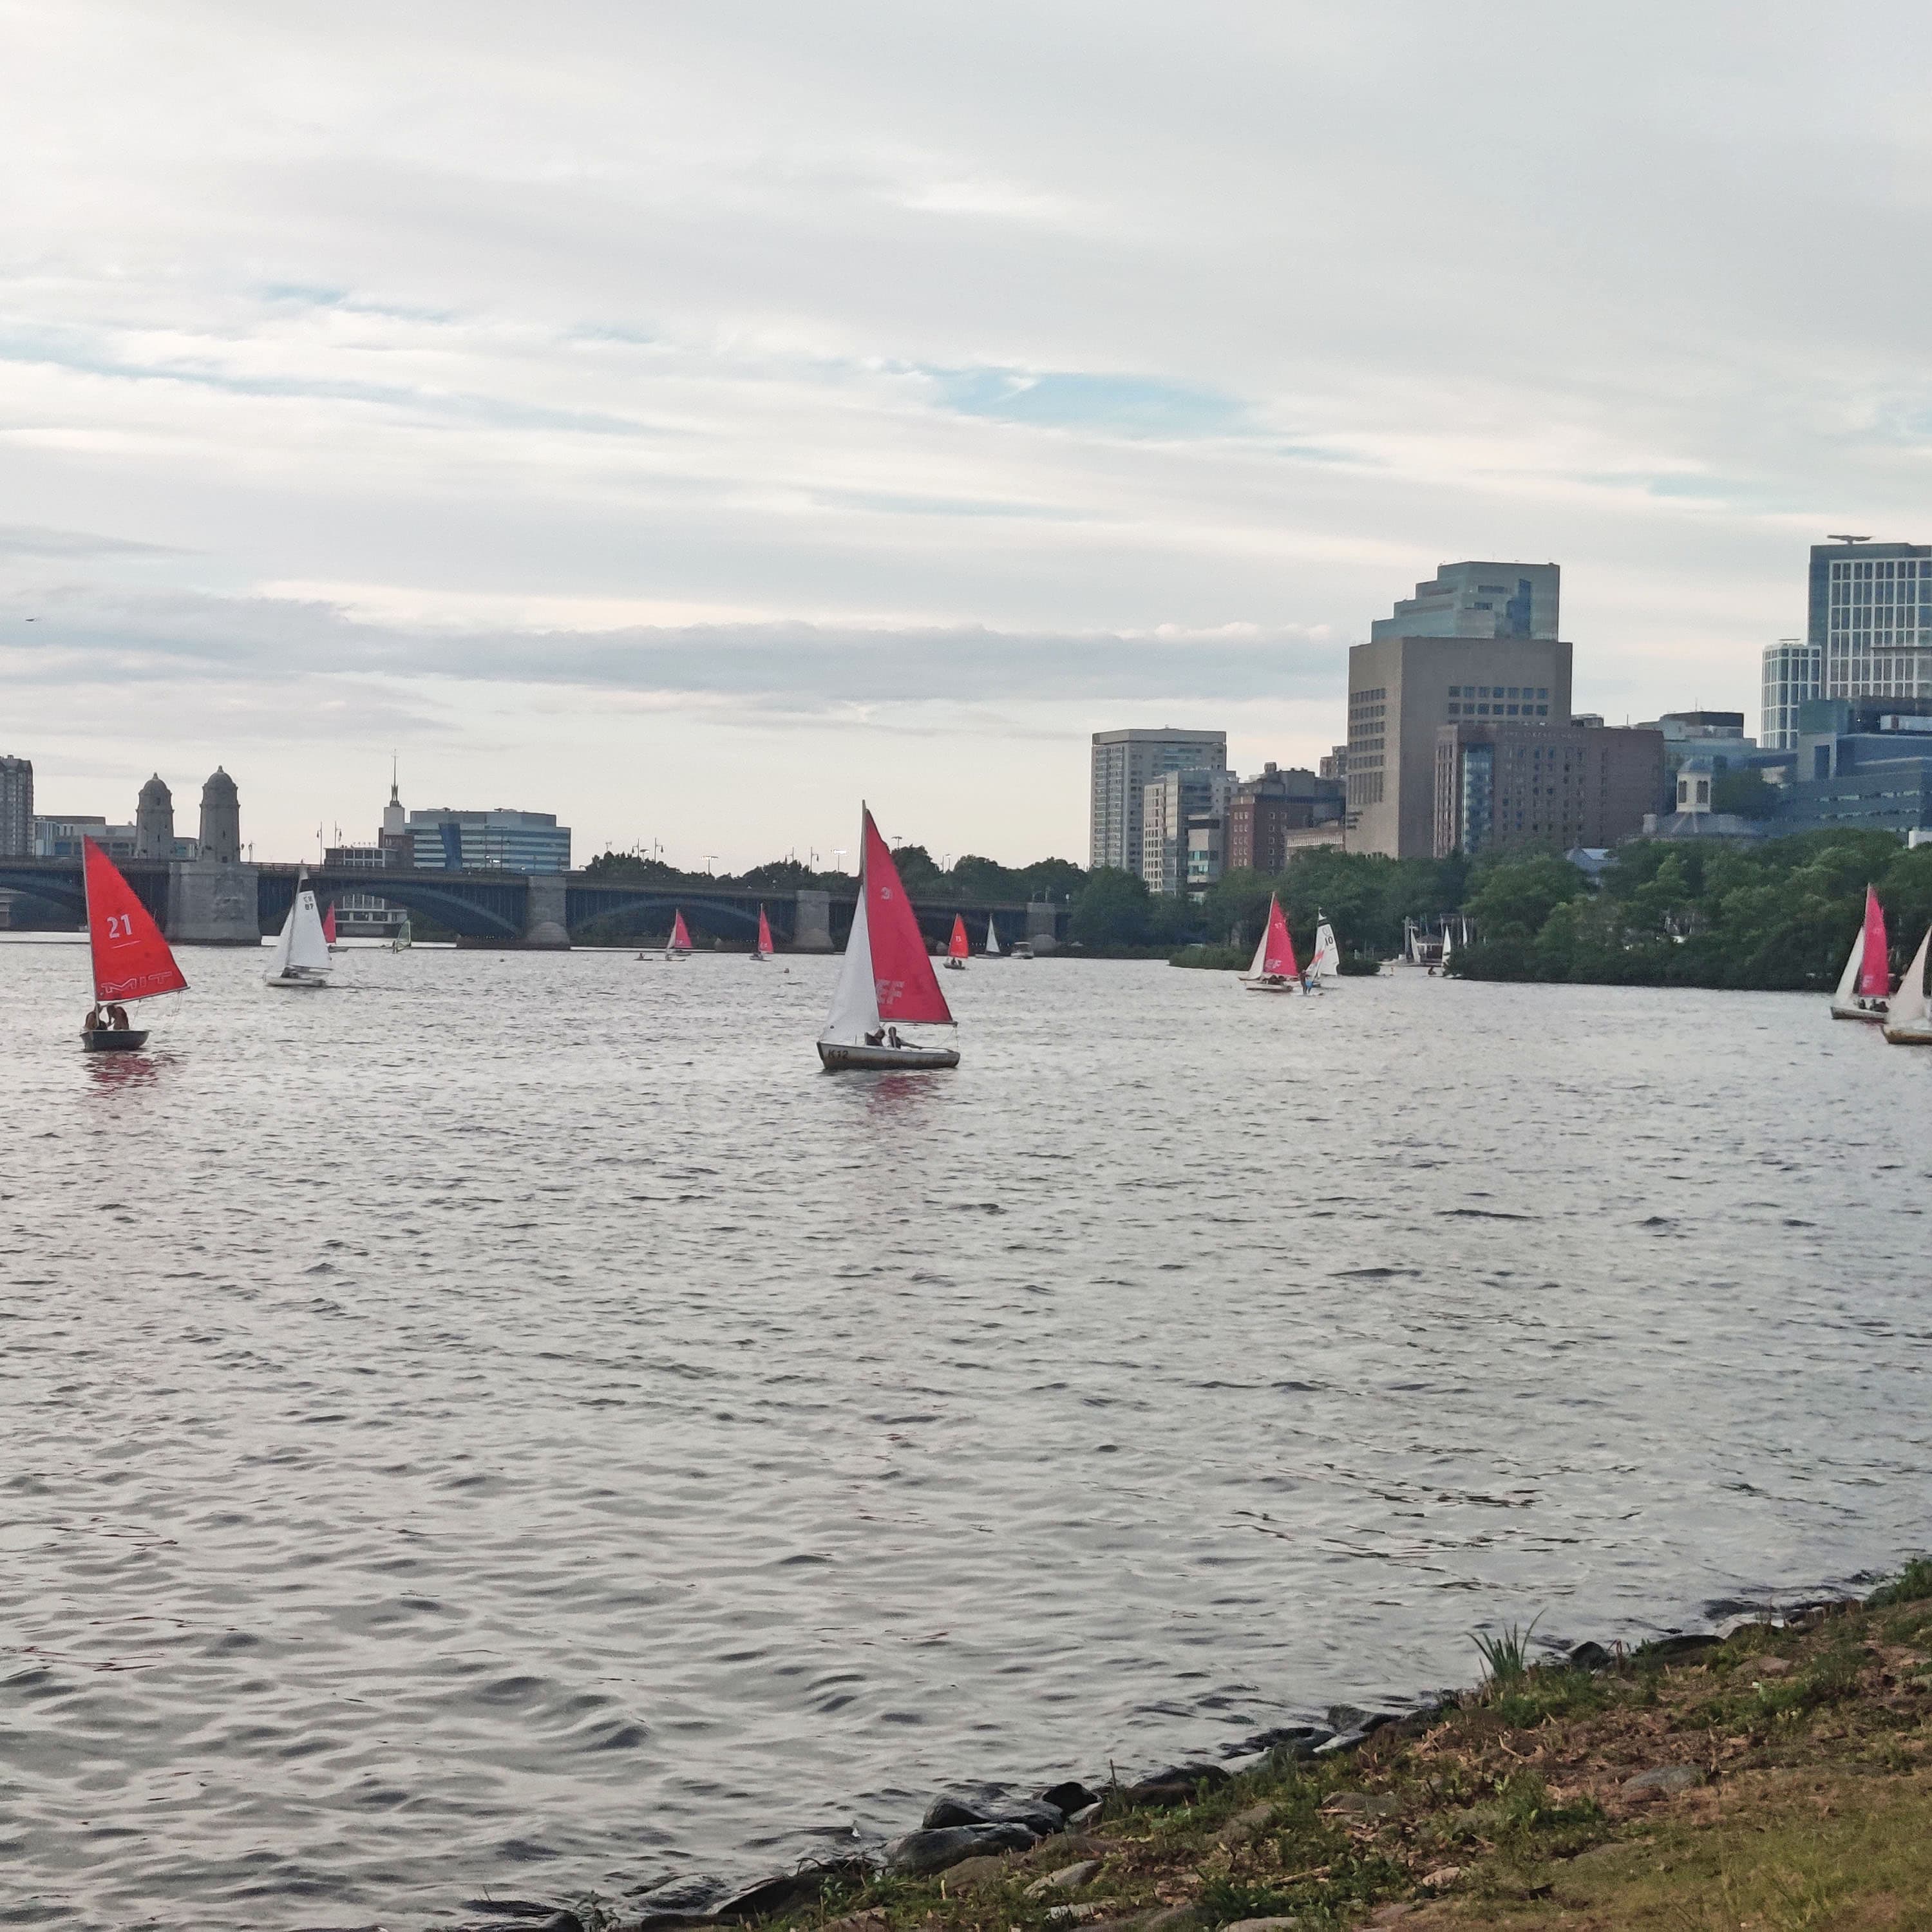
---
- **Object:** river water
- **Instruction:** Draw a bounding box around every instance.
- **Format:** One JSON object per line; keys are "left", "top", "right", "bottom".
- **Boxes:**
{"left": 4, "top": 939, "right": 1928, "bottom": 1929}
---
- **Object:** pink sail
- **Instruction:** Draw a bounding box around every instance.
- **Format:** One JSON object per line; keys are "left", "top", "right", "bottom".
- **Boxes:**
{"left": 84, "top": 837, "right": 188, "bottom": 1003}
{"left": 1859, "top": 886, "right": 1891, "bottom": 998}
{"left": 947, "top": 913, "right": 969, "bottom": 960}
{"left": 669, "top": 910, "right": 693, "bottom": 952}
{"left": 863, "top": 811, "right": 953, "bottom": 1023}
{"left": 322, "top": 904, "right": 337, "bottom": 945}
{"left": 756, "top": 905, "right": 773, "bottom": 953}
{"left": 1261, "top": 895, "right": 1299, "bottom": 978}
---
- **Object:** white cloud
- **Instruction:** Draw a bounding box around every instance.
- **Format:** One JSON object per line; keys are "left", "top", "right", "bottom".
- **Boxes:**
{"left": 3, "top": 0, "right": 1929, "bottom": 861}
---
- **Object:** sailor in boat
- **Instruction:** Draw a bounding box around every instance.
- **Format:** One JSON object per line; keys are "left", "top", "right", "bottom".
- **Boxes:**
{"left": 84, "top": 1005, "right": 103, "bottom": 1036}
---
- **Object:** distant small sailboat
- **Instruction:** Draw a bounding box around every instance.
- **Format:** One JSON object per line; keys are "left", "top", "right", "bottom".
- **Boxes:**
{"left": 80, "top": 837, "right": 188, "bottom": 1050}
{"left": 1310, "top": 915, "right": 1341, "bottom": 980}
{"left": 817, "top": 807, "right": 960, "bottom": 1070}
{"left": 391, "top": 917, "right": 412, "bottom": 952}
{"left": 984, "top": 918, "right": 1003, "bottom": 958}
{"left": 267, "top": 871, "right": 333, "bottom": 989}
{"left": 322, "top": 904, "right": 339, "bottom": 951}
{"left": 1831, "top": 886, "right": 1890, "bottom": 1023}
{"left": 1239, "top": 893, "right": 1307, "bottom": 994}
{"left": 1883, "top": 925, "right": 1932, "bottom": 1045}
{"left": 945, "top": 912, "right": 969, "bottom": 971}
{"left": 665, "top": 909, "right": 694, "bottom": 961}
{"left": 751, "top": 904, "right": 774, "bottom": 960}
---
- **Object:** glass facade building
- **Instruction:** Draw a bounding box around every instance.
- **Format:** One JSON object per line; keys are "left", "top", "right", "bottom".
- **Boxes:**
{"left": 1760, "top": 638, "right": 1821, "bottom": 751}
{"left": 1810, "top": 540, "right": 1932, "bottom": 705}
{"left": 406, "top": 808, "right": 572, "bottom": 873}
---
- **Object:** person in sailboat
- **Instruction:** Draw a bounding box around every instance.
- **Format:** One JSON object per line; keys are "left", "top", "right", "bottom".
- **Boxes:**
{"left": 108, "top": 1003, "right": 130, "bottom": 1030}
{"left": 84, "top": 1005, "right": 103, "bottom": 1035}
{"left": 865, "top": 1026, "right": 886, "bottom": 1046}
{"left": 886, "top": 1027, "right": 904, "bottom": 1048}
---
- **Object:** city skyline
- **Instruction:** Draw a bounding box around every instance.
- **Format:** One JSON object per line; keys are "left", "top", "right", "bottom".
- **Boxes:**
{"left": 6, "top": 5, "right": 1931, "bottom": 866}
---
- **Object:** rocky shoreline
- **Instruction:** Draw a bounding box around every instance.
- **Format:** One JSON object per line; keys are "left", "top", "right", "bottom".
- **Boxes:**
{"left": 422, "top": 1585, "right": 1882, "bottom": 1932}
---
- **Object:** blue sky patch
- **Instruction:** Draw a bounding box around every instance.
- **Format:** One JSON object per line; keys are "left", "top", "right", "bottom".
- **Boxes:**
{"left": 925, "top": 366, "right": 1248, "bottom": 439}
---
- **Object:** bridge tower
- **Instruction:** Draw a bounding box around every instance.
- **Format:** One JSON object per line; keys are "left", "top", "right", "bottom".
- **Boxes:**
{"left": 167, "top": 766, "right": 258, "bottom": 944}
{"left": 135, "top": 775, "right": 175, "bottom": 859}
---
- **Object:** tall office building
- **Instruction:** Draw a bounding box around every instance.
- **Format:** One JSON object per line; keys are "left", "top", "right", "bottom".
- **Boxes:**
{"left": 1139, "top": 766, "right": 1236, "bottom": 895}
{"left": 1347, "top": 562, "right": 1571, "bottom": 858}
{"left": 1761, "top": 639, "right": 1821, "bottom": 751}
{"left": 408, "top": 806, "right": 572, "bottom": 872}
{"left": 1089, "top": 728, "right": 1227, "bottom": 873}
{"left": 1810, "top": 538, "right": 1932, "bottom": 703}
{"left": 0, "top": 755, "right": 32, "bottom": 857}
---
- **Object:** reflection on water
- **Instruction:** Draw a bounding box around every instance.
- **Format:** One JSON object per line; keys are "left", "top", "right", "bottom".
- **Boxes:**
{"left": 3, "top": 941, "right": 1928, "bottom": 1930}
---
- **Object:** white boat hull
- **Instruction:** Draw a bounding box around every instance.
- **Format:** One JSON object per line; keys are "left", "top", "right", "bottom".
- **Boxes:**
{"left": 1831, "top": 996, "right": 1888, "bottom": 1023}
{"left": 1884, "top": 1019, "right": 1932, "bottom": 1045}
{"left": 817, "top": 1040, "right": 960, "bottom": 1071}
{"left": 1240, "top": 975, "right": 1311, "bottom": 994}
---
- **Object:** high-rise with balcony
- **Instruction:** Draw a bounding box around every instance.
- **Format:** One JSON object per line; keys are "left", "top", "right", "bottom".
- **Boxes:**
{"left": 1347, "top": 562, "right": 1571, "bottom": 858}
{"left": 1811, "top": 539, "right": 1932, "bottom": 704}
{"left": 1761, "top": 638, "right": 1821, "bottom": 751}
{"left": 1089, "top": 728, "right": 1227, "bottom": 874}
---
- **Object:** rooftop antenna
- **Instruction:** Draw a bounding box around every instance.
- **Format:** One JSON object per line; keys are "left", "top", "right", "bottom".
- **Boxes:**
{"left": 389, "top": 750, "right": 400, "bottom": 803}
{"left": 1828, "top": 533, "right": 1872, "bottom": 544}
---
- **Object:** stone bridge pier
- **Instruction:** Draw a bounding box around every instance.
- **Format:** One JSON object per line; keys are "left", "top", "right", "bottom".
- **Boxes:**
{"left": 1026, "top": 902, "right": 1061, "bottom": 954}
{"left": 793, "top": 889, "right": 835, "bottom": 952}
{"left": 523, "top": 873, "right": 570, "bottom": 949}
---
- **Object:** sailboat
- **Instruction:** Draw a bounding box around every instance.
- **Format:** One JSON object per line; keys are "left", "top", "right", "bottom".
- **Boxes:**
{"left": 322, "top": 904, "right": 339, "bottom": 951}
{"left": 750, "top": 904, "right": 774, "bottom": 961}
{"left": 80, "top": 837, "right": 188, "bottom": 1050}
{"left": 945, "top": 913, "right": 970, "bottom": 971}
{"left": 663, "top": 909, "right": 694, "bottom": 961}
{"left": 984, "top": 918, "right": 1003, "bottom": 958}
{"left": 266, "top": 871, "right": 334, "bottom": 988}
{"left": 1239, "top": 893, "right": 1307, "bottom": 993}
{"left": 1883, "top": 926, "right": 1932, "bottom": 1045}
{"left": 1309, "top": 916, "right": 1341, "bottom": 981}
{"left": 1830, "top": 886, "right": 1891, "bottom": 1023}
{"left": 817, "top": 808, "right": 960, "bottom": 1070}
{"left": 391, "top": 916, "right": 413, "bottom": 952}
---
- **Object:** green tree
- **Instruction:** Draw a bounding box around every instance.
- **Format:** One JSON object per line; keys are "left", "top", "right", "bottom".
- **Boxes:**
{"left": 1070, "top": 867, "right": 1154, "bottom": 949}
{"left": 1463, "top": 854, "right": 1584, "bottom": 938}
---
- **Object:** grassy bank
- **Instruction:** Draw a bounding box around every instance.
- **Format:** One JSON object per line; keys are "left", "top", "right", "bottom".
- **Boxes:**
{"left": 571, "top": 1562, "right": 1932, "bottom": 1932}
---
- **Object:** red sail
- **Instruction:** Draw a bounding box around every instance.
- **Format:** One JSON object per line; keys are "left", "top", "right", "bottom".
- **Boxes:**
{"left": 948, "top": 913, "right": 970, "bottom": 959}
{"left": 1859, "top": 886, "right": 1891, "bottom": 998}
{"left": 670, "top": 910, "right": 692, "bottom": 951}
{"left": 84, "top": 837, "right": 188, "bottom": 1003}
{"left": 322, "top": 904, "right": 337, "bottom": 945}
{"left": 864, "top": 810, "right": 952, "bottom": 1023}
{"left": 757, "top": 905, "right": 773, "bottom": 953}
{"left": 1262, "top": 895, "right": 1299, "bottom": 978}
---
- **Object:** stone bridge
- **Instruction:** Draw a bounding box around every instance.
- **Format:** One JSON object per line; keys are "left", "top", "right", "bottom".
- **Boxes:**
{"left": 0, "top": 858, "right": 1067, "bottom": 952}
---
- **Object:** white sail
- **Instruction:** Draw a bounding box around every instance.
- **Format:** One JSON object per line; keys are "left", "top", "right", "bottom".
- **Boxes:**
{"left": 270, "top": 884, "right": 332, "bottom": 976}
{"left": 1891, "top": 927, "right": 1931, "bottom": 1030}
{"left": 819, "top": 868, "right": 878, "bottom": 1046}
{"left": 985, "top": 920, "right": 1001, "bottom": 956}
{"left": 1312, "top": 921, "right": 1340, "bottom": 977}
{"left": 1833, "top": 926, "right": 1865, "bottom": 1002}
{"left": 1441, "top": 922, "right": 1455, "bottom": 962}
{"left": 1245, "top": 923, "right": 1270, "bottom": 978}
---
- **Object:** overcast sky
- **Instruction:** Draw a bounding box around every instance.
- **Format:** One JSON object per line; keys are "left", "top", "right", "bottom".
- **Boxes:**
{"left": 4, "top": 1, "right": 1928, "bottom": 866}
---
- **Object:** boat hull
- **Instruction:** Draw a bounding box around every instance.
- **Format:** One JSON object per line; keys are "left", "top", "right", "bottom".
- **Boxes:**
{"left": 265, "top": 971, "right": 330, "bottom": 990}
{"left": 817, "top": 1040, "right": 960, "bottom": 1071}
{"left": 82, "top": 1028, "right": 149, "bottom": 1052}
{"left": 1240, "top": 976, "right": 1310, "bottom": 994}
{"left": 944, "top": 960, "right": 966, "bottom": 971}
{"left": 1831, "top": 998, "right": 1888, "bottom": 1023}
{"left": 1883, "top": 1019, "right": 1932, "bottom": 1045}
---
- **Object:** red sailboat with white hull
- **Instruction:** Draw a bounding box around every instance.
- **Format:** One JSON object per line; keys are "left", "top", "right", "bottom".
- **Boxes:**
{"left": 1830, "top": 886, "right": 1890, "bottom": 1023}
{"left": 944, "top": 913, "right": 969, "bottom": 971}
{"left": 751, "top": 905, "right": 774, "bottom": 961}
{"left": 80, "top": 837, "right": 189, "bottom": 1050}
{"left": 1238, "top": 893, "right": 1309, "bottom": 994}
{"left": 818, "top": 809, "right": 960, "bottom": 1070}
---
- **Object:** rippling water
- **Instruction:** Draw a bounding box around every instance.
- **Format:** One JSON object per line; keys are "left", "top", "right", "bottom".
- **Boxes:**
{"left": 5, "top": 938, "right": 1929, "bottom": 1928}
